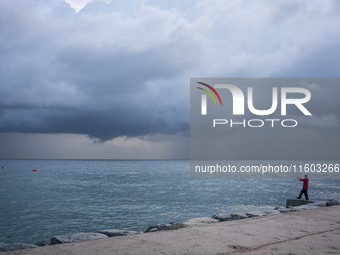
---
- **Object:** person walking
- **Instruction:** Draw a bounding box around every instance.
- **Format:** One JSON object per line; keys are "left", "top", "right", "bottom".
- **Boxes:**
{"left": 296, "top": 174, "right": 309, "bottom": 200}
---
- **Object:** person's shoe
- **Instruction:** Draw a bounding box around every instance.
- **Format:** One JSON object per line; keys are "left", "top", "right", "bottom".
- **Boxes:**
{"left": 296, "top": 197, "right": 300, "bottom": 199}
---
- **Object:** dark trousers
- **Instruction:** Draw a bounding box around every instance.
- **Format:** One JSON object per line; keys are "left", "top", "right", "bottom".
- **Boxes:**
{"left": 298, "top": 188, "right": 308, "bottom": 200}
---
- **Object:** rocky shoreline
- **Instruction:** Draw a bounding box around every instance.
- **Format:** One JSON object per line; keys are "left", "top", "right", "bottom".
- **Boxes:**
{"left": 1, "top": 197, "right": 339, "bottom": 253}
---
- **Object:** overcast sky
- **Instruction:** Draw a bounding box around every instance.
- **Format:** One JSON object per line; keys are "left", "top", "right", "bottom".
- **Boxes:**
{"left": 0, "top": 0, "right": 339, "bottom": 159}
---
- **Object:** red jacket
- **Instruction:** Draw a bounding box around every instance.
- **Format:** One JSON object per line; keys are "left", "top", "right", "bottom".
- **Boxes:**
{"left": 300, "top": 178, "right": 309, "bottom": 189}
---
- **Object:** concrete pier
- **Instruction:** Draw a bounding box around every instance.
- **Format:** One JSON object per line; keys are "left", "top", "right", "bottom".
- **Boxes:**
{"left": 286, "top": 198, "right": 314, "bottom": 208}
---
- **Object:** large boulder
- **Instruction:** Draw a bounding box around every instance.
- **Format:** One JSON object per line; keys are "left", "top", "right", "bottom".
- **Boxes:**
{"left": 245, "top": 211, "right": 266, "bottom": 218}
{"left": 50, "top": 232, "right": 108, "bottom": 245}
{"left": 212, "top": 213, "right": 248, "bottom": 221}
{"left": 0, "top": 243, "right": 37, "bottom": 252}
{"left": 144, "top": 222, "right": 186, "bottom": 233}
{"left": 326, "top": 198, "right": 340, "bottom": 206}
{"left": 35, "top": 239, "right": 51, "bottom": 247}
{"left": 274, "top": 206, "right": 300, "bottom": 213}
{"left": 245, "top": 210, "right": 280, "bottom": 218}
{"left": 212, "top": 213, "right": 232, "bottom": 221}
{"left": 97, "top": 229, "right": 137, "bottom": 237}
{"left": 184, "top": 217, "right": 219, "bottom": 227}
{"left": 230, "top": 213, "right": 248, "bottom": 219}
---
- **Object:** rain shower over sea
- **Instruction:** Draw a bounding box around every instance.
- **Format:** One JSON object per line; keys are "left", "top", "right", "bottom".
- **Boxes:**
{"left": 1, "top": 159, "right": 339, "bottom": 245}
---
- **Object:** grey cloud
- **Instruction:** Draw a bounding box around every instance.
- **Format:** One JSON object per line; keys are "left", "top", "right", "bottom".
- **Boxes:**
{"left": 0, "top": 106, "right": 189, "bottom": 141}
{"left": 1, "top": 0, "right": 340, "bottom": 145}
{"left": 0, "top": 0, "right": 194, "bottom": 141}
{"left": 297, "top": 114, "right": 340, "bottom": 129}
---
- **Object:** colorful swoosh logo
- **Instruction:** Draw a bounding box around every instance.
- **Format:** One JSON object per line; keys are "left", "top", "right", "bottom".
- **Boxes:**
{"left": 196, "top": 82, "right": 222, "bottom": 106}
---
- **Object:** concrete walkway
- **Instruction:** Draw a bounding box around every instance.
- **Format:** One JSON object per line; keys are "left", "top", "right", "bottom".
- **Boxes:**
{"left": 4, "top": 205, "right": 340, "bottom": 255}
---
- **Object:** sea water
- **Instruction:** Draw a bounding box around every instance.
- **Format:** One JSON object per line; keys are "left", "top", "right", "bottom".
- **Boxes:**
{"left": 0, "top": 159, "right": 339, "bottom": 245}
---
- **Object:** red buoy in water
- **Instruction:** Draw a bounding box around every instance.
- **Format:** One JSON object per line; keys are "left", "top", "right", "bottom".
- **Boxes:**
{"left": 32, "top": 169, "right": 37, "bottom": 172}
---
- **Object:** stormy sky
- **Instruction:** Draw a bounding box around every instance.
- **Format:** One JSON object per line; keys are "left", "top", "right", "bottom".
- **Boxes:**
{"left": 1, "top": 0, "right": 340, "bottom": 159}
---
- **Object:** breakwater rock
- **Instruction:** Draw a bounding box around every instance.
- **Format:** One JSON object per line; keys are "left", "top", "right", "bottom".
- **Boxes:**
{"left": 1, "top": 197, "right": 339, "bottom": 253}
{"left": 183, "top": 217, "right": 219, "bottom": 226}
{"left": 273, "top": 206, "right": 300, "bottom": 213}
{"left": 97, "top": 229, "right": 138, "bottom": 237}
{"left": 212, "top": 212, "right": 248, "bottom": 221}
{"left": 326, "top": 198, "right": 340, "bottom": 206}
{"left": 35, "top": 232, "right": 109, "bottom": 246}
{"left": 0, "top": 243, "right": 37, "bottom": 252}
{"left": 50, "top": 233, "right": 108, "bottom": 245}
{"left": 144, "top": 222, "right": 186, "bottom": 233}
{"left": 245, "top": 209, "right": 281, "bottom": 217}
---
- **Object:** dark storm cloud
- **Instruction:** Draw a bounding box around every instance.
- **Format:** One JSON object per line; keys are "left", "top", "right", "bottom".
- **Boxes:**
{"left": 0, "top": 0, "right": 195, "bottom": 141}
{"left": 1, "top": 0, "right": 340, "bottom": 143}
{"left": 0, "top": 106, "right": 189, "bottom": 141}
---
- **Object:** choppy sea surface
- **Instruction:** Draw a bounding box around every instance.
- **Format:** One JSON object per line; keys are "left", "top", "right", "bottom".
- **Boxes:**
{"left": 0, "top": 159, "right": 339, "bottom": 245}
